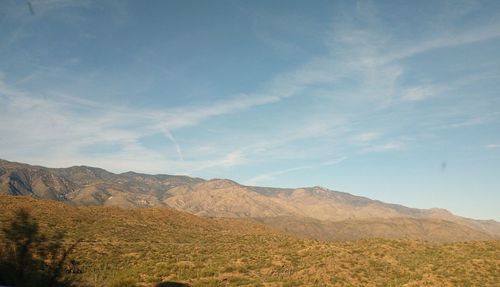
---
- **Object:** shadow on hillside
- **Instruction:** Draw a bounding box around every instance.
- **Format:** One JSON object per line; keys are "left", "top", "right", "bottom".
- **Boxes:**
{"left": 155, "top": 282, "right": 191, "bottom": 287}
{"left": 0, "top": 208, "right": 79, "bottom": 287}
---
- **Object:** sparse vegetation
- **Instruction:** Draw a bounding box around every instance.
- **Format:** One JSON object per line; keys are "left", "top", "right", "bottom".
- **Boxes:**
{"left": 1, "top": 195, "right": 498, "bottom": 286}
{"left": 0, "top": 208, "right": 78, "bottom": 286}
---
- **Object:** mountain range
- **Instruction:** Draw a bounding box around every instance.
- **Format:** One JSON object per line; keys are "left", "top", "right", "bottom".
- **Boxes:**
{"left": 1, "top": 158, "right": 499, "bottom": 242}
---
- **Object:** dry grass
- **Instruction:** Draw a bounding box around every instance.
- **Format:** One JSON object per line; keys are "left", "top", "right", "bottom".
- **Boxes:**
{"left": 1, "top": 195, "right": 498, "bottom": 286}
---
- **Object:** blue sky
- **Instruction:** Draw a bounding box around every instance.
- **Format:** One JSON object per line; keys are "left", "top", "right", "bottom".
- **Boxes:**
{"left": 1, "top": 0, "right": 499, "bottom": 220}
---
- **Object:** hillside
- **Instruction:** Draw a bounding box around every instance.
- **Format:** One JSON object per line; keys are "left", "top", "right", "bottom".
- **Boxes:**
{"left": 254, "top": 216, "right": 495, "bottom": 242}
{"left": 1, "top": 195, "right": 499, "bottom": 286}
{"left": 1, "top": 159, "right": 499, "bottom": 242}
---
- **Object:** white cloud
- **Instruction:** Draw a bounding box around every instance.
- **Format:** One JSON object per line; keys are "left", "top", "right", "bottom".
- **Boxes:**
{"left": 353, "top": 132, "right": 382, "bottom": 143}
{"left": 361, "top": 142, "right": 406, "bottom": 153}
{"left": 3, "top": 72, "right": 290, "bottom": 175}
{"left": 486, "top": 144, "right": 500, "bottom": 149}
{"left": 244, "top": 157, "right": 347, "bottom": 186}
{"left": 380, "top": 21, "right": 500, "bottom": 64}
{"left": 164, "top": 130, "right": 184, "bottom": 162}
{"left": 2, "top": 2, "right": 499, "bottom": 177}
{"left": 402, "top": 86, "right": 438, "bottom": 102}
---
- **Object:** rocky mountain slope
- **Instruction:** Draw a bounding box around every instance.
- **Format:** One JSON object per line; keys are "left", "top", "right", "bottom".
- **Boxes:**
{"left": 1, "top": 158, "right": 499, "bottom": 241}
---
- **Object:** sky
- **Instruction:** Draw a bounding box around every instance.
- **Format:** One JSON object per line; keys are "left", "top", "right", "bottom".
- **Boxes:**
{"left": 0, "top": 0, "right": 499, "bottom": 220}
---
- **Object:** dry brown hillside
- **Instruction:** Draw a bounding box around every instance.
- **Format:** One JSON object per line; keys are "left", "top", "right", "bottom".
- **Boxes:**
{"left": 0, "top": 195, "right": 499, "bottom": 286}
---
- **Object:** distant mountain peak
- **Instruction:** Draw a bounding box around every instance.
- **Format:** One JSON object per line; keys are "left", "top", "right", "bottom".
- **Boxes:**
{"left": 312, "top": 185, "right": 330, "bottom": 191}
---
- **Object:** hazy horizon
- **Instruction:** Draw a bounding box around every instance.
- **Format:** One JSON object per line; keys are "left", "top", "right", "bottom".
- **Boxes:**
{"left": 1, "top": 0, "right": 499, "bottom": 221}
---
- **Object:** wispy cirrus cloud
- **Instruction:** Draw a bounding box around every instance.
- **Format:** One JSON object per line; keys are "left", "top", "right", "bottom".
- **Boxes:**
{"left": 244, "top": 157, "right": 347, "bottom": 186}
{"left": 1, "top": 0, "right": 499, "bottom": 182}
{"left": 402, "top": 85, "right": 440, "bottom": 102}
{"left": 0, "top": 78, "right": 287, "bottom": 172}
{"left": 380, "top": 20, "right": 500, "bottom": 65}
{"left": 353, "top": 132, "right": 382, "bottom": 143}
{"left": 361, "top": 142, "right": 407, "bottom": 153}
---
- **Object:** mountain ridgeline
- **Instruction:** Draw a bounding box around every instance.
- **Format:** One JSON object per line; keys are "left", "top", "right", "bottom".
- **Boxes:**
{"left": 0, "top": 159, "right": 499, "bottom": 242}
